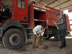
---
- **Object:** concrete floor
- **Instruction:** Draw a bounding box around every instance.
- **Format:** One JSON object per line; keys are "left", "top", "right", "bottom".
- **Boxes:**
{"left": 0, "top": 37, "right": 72, "bottom": 54}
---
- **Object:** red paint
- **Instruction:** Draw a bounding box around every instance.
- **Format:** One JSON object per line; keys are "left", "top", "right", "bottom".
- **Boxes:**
{"left": 46, "top": 6, "right": 59, "bottom": 26}
{"left": 0, "top": 0, "right": 28, "bottom": 25}
{"left": 68, "top": 8, "right": 72, "bottom": 12}
{"left": 68, "top": 8, "right": 72, "bottom": 31}
{"left": 29, "top": 4, "right": 47, "bottom": 28}
{"left": 0, "top": 0, "right": 2, "bottom": 8}
{"left": 28, "top": 4, "right": 34, "bottom": 28}
{"left": 28, "top": 4, "right": 49, "bottom": 37}
{"left": 65, "top": 15, "right": 71, "bottom": 31}
{"left": 14, "top": 0, "right": 28, "bottom": 22}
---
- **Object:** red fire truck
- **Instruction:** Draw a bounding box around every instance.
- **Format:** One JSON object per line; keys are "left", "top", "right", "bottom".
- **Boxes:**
{"left": 0, "top": 0, "right": 70, "bottom": 50}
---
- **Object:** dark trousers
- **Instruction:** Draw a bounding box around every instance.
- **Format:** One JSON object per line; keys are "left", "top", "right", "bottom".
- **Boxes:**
{"left": 0, "top": 13, "right": 2, "bottom": 22}
{"left": 58, "top": 29, "right": 66, "bottom": 47}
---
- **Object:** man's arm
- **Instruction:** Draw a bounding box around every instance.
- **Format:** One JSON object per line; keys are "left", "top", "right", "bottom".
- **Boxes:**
{"left": 33, "top": 28, "right": 39, "bottom": 37}
{"left": 57, "top": 18, "right": 64, "bottom": 25}
{"left": 54, "top": 22, "right": 59, "bottom": 29}
{"left": 33, "top": 31, "right": 39, "bottom": 37}
{"left": 57, "top": 22, "right": 63, "bottom": 25}
{"left": 41, "top": 32, "right": 44, "bottom": 36}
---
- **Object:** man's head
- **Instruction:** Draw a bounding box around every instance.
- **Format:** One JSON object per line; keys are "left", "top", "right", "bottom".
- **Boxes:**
{"left": 0, "top": 8, "right": 2, "bottom": 12}
{"left": 56, "top": 13, "right": 60, "bottom": 18}
{"left": 32, "top": 1, "right": 36, "bottom": 4}
{"left": 41, "top": 22, "right": 46, "bottom": 29}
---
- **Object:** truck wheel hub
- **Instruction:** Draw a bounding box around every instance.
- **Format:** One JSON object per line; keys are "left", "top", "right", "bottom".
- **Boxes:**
{"left": 9, "top": 34, "right": 20, "bottom": 45}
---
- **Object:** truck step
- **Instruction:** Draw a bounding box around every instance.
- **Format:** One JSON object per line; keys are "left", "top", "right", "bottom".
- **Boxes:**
{"left": 34, "top": 19, "right": 44, "bottom": 21}
{"left": 27, "top": 33, "right": 33, "bottom": 39}
{"left": 27, "top": 33, "right": 33, "bottom": 35}
{"left": 25, "top": 28, "right": 33, "bottom": 30}
{"left": 21, "top": 23, "right": 29, "bottom": 25}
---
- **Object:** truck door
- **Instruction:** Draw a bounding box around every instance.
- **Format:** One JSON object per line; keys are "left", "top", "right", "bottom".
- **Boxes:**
{"left": 0, "top": 0, "right": 2, "bottom": 8}
{"left": 14, "top": 0, "right": 28, "bottom": 22}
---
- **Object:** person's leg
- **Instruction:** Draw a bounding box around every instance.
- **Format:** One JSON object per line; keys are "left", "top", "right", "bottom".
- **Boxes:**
{"left": 58, "top": 29, "right": 61, "bottom": 40}
{"left": 61, "top": 29, "right": 66, "bottom": 47}
{"left": 39, "top": 36, "right": 43, "bottom": 46}
{"left": 64, "top": 29, "right": 66, "bottom": 46}
{"left": 58, "top": 29, "right": 62, "bottom": 47}
{"left": 36, "top": 36, "right": 40, "bottom": 47}
{"left": 32, "top": 34, "right": 37, "bottom": 48}
{"left": 59, "top": 29, "right": 66, "bottom": 48}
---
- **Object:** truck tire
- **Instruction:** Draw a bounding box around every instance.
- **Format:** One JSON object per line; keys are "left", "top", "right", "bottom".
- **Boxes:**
{"left": 2, "top": 29, "right": 25, "bottom": 50}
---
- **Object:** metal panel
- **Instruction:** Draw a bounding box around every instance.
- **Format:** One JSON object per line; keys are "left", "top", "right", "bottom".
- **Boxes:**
{"left": 14, "top": 0, "right": 28, "bottom": 22}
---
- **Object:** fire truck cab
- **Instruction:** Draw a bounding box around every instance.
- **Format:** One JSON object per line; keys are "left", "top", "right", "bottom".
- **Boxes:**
{"left": 0, "top": 0, "right": 29, "bottom": 50}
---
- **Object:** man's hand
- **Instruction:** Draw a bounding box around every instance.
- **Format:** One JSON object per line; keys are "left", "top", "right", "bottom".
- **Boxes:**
{"left": 54, "top": 22, "right": 57, "bottom": 25}
{"left": 57, "top": 27, "right": 59, "bottom": 29}
{"left": 53, "top": 21, "right": 57, "bottom": 24}
{"left": 53, "top": 21, "right": 57, "bottom": 25}
{"left": 53, "top": 21, "right": 59, "bottom": 29}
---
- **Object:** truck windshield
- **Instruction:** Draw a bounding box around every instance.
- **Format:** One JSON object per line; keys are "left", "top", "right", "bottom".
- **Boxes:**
{"left": 0, "top": 0, "right": 12, "bottom": 22}
{"left": 2, "top": 0, "right": 12, "bottom": 9}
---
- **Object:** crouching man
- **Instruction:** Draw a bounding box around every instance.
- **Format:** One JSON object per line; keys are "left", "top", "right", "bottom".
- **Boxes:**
{"left": 32, "top": 23, "right": 46, "bottom": 48}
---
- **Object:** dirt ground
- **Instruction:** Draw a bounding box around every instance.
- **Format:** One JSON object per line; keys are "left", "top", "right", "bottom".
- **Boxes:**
{"left": 0, "top": 37, "right": 72, "bottom": 54}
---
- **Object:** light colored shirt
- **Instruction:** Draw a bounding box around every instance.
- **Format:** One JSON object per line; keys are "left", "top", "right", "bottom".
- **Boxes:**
{"left": 33, "top": 25, "right": 45, "bottom": 36}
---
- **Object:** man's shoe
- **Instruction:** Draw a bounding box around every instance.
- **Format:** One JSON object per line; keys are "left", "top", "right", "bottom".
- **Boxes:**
{"left": 59, "top": 46, "right": 66, "bottom": 49}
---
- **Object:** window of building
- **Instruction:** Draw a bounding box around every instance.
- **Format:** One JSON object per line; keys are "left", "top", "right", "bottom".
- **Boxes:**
{"left": 2, "top": 0, "right": 12, "bottom": 9}
{"left": 17, "top": 0, "right": 25, "bottom": 9}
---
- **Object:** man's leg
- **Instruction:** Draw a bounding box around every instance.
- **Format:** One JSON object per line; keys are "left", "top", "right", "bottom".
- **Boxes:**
{"left": 61, "top": 29, "right": 66, "bottom": 47}
{"left": 39, "top": 36, "right": 43, "bottom": 46}
{"left": 32, "top": 34, "right": 37, "bottom": 48}
{"left": 36, "top": 36, "right": 40, "bottom": 47}
{"left": 59, "top": 29, "right": 66, "bottom": 48}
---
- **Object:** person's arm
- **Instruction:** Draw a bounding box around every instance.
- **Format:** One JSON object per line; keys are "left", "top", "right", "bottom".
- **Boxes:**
{"left": 33, "top": 31, "right": 39, "bottom": 37}
{"left": 54, "top": 21, "right": 59, "bottom": 29}
{"left": 40, "top": 27, "right": 46, "bottom": 36}
{"left": 41, "top": 32, "right": 44, "bottom": 36}
{"left": 57, "top": 18, "right": 64, "bottom": 25}
{"left": 54, "top": 21, "right": 63, "bottom": 25}
{"left": 33, "top": 27, "right": 39, "bottom": 37}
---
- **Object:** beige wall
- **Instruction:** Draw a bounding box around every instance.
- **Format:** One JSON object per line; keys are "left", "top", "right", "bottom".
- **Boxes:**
{"left": 29, "top": 0, "right": 72, "bottom": 10}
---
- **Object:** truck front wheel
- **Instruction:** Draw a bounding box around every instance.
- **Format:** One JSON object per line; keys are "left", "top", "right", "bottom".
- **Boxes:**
{"left": 2, "top": 29, "right": 25, "bottom": 50}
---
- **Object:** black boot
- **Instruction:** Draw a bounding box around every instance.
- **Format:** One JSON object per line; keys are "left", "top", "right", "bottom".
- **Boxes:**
{"left": 59, "top": 45, "right": 66, "bottom": 49}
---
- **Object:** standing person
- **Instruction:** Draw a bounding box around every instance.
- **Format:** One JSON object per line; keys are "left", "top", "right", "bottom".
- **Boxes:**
{"left": 32, "top": 22, "right": 46, "bottom": 48}
{"left": 54, "top": 13, "right": 67, "bottom": 49}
